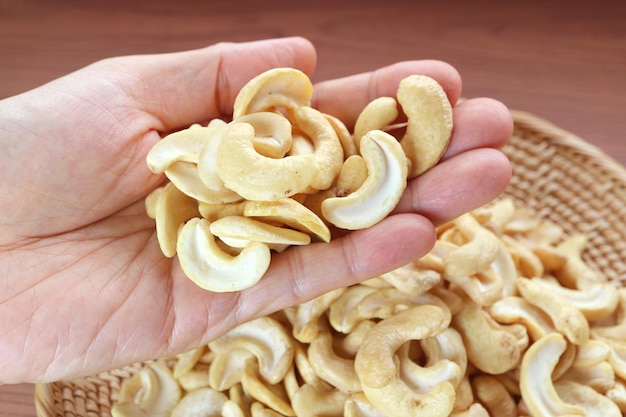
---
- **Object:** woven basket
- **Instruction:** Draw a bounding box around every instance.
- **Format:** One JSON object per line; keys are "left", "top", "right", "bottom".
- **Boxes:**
{"left": 33, "top": 111, "right": 626, "bottom": 417}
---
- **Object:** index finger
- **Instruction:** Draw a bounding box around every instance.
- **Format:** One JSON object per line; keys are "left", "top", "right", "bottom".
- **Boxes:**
{"left": 311, "top": 60, "right": 462, "bottom": 130}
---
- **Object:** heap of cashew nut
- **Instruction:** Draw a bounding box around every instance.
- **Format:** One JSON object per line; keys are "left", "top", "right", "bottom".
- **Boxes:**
{"left": 144, "top": 67, "right": 453, "bottom": 292}
{"left": 114, "top": 198, "right": 626, "bottom": 417}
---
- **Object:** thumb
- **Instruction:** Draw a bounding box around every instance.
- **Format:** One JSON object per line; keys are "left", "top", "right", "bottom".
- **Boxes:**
{"left": 111, "top": 37, "right": 317, "bottom": 131}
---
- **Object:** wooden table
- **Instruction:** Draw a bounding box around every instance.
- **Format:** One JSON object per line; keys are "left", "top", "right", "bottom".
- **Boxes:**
{"left": 1, "top": 0, "right": 625, "bottom": 415}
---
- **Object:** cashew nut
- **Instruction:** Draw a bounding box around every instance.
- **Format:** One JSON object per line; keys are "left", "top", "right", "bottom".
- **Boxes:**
{"left": 354, "top": 304, "right": 455, "bottom": 417}
{"left": 321, "top": 129, "right": 408, "bottom": 230}
{"left": 111, "top": 361, "right": 181, "bottom": 417}
{"left": 353, "top": 96, "right": 398, "bottom": 151}
{"left": 396, "top": 74, "right": 453, "bottom": 178}
{"left": 176, "top": 218, "right": 271, "bottom": 292}
{"left": 153, "top": 182, "right": 200, "bottom": 258}
{"left": 519, "top": 332, "right": 586, "bottom": 416}
{"left": 233, "top": 67, "right": 313, "bottom": 119}
{"left": 217, "top": 122, "right": 319, "bottom": 201}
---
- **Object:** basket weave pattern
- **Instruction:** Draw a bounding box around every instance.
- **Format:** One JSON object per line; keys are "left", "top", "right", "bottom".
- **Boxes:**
{"left": 33, "top": 111, "right": 626, "bottom": 417}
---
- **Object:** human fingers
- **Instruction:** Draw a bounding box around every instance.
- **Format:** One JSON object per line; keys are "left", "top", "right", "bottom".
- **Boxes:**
{"left": 394, "top": 148, "right": 512, "bottom": 225}
{"left": 231, "top": 213, "right": 437, "bottom": 321}
{"left": 109, "top": 36, "right": 317, "bottom": 132}
{"left": 441, "top": 97, "right": 514, "bottom": 159}
{"left": 311, "top": 60, "right": 462, "bottom": 130}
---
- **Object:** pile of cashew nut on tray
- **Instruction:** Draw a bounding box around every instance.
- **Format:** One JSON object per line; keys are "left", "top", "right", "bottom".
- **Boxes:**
{"left": 116, "top": 196, "right": 626, "bottom": 417}
{"left": 144, "top": 67, "right": 453, "bottom": 292}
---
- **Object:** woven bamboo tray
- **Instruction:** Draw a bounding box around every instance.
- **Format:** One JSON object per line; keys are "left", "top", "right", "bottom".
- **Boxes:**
{"left": 33, "top": 110, "right": 626, "bottom": 417}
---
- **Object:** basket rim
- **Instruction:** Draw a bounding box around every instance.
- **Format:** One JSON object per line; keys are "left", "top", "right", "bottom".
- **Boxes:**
{"left": 509, "top": 109, "right": 626, "bottom": 187}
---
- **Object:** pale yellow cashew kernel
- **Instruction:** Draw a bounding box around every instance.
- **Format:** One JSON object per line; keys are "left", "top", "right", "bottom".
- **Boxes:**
{"left": 170, "top": 387, "right": 229, "bottom": 417}
{"left": 396, "top": 74, "right": 453, "bottom": 178}
{"left": 233, "top": 67, "right": 313, "bottom": 119}
{"left": 111, "top": 361, "right": 181, "bottom": 417}
{"left": 290, "top": 383, "right": 350, "bottom": 417}
{"left": 354, "top": 304, "right": 455, "bottom": 417}
{"left": 240, "top": 358, "right": 295, "bottom": 417}
{"left": 555, "top": 379, "right": 622, "bottom": 416}
{"left": 153, "top": 182, "right": 199, "bottom": 258}
{"left": 233, "top": 112, "right": 293, "bottom": 158}
{"left": 292, "top": 105, "right": 344, "bottom": 191}
{"left": 243, "top": 197, "right": 331, "bottom": 243}
{"left": 516, "top": 277, "right": 590, "bottom": 345}
{"left": 519, "top": 332, "right": 586, "bottom": 417}
{"left": 209, "top": 215, "right": 312, "bottom": 247}
{"left": 307, "top": 330, "right": 362, "bottom": 393}
{"left": 176, "top": 218, "right": 271, "bottom": 292}
{"left": 321, "top": 129, "right": 408, "bottom": 230}
{"left": 471, "top": 374, "right": 517, "bottom": 417}
{"left": 353, "top": 96, "right": 399, "bottom": 151}
{"left": 217, "top": 122, "right": 320, "bottom": 201}
{"left": 208, "top": 316, "right": 294, "bottom": 385}
{"left": 146, "top": 123, "right": 208, "bottom": 174}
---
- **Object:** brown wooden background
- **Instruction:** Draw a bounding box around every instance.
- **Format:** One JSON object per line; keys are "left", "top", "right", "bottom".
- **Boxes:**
{"left": 1, "top": 0, "right": 625, "bottom": 415}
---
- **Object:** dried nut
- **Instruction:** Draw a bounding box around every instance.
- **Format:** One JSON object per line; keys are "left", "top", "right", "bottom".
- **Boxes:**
{"left": 449, "top": 403, "right": 490, "bottom": 417}
{"left": 379, "top": 263, "right": 441, "bottom": 295}
{"left": 562, "top": 360, "right": 615, "bottom": 393}
{"left": 291, "top": 383, "right": 350, "bottom": 417}
{"left": 520, "top": 332, "right": 586, "bottom": 417}
{"left": 198, "top": 201, "right": 247, "bottom": 222}
{"left": 166, "top": 160, "right": 241, "bottom": 204}
{"left": 208, "top": 316, "right": 294, "bottom": 385}
{"left": 554, "top": 379, "right": 622, "bottom": 416}
{"left": 172, "top": 346, "right": 205, "bottom": 379}
{"left": 471, "top": 374, "right": 517, "bottom": 417}
{"left": 145, "top": 186, "right": 165, "bottom": 220}
{"left": 452, "top": 298, "right": 525, "bottom": 374}
{"left": 531, "top": 277, "right": 618, "bottom": 321}
{"left": 233, "top": 112, "right": 293, "bottom": 158}
{"left": 308, "top": 330, "right": 361, "bottom": 393}
{"left": 325, "top": 113, "right": 358, "bottom": 158}
{"left": 170, "top": 387, "right": 229, "bottom": 417}
{"left": 146, "top": 123, "right": 208, "bottom": 173}
{"left": 419, "top": 327, "right": 468, "bottom": 385}
{"left": 321, "top": 129, "right": 408, "bottom": 230}
{"left": 209, "top": 348, "right": 256, "bottom": 391}
{"left": 573, "top": 339, "right": 612, "bottom": 368}
{"left": 293, "top": 106, "right": 344, "bottom": 191}
{"left": 555, "top": 233, "right": 602, "bottom": 289}
{"left": 241, "top": 358, "right": 295, "bottom": 416}
{"left": 233, "top": 67, "right": 313, "bottom": 118}
{"left": 397, "top": 74, "right": 453, "bottom": 178}
{"left": 344, "top": 392, "right": 386, "bottom": 417}
{"left": 222, "top": 400, "right": 246, "bottom": 417}
{"left": 111, "top": 362, "right": 181, "bottom": 417}
{"left": 329, "top": 285, "right": 380, "bottom": 333}
{"left": 355, "top": 305, "right": 455, "bottom": 417}
{"left": 353, "top": 96, "right": 399, "bottom": 150}
{"left": 516, "top": 277, "right": 590, "bottom": 345}
{"left": 489, "top": 296, "right": 556, "bottom": 341}
{"left": 397, "top": 340, "right": 462, "bottom": 395}
{"left": 243, "top": 198, "right": 331, "bottom": 243}
{"left": 591, "top": 288, "right": 626, "bottom": 342}
{"left": 209, "top": 215, "right": 312, "bottom": 247}
{"left": 154, "top": 182, "right": 200, "bottom": 258}
{"left": 176, "top": 218, "right": 271, "bottom": 292}
{"left": 217, "top": 122, "right": 319, "bottom": 201}
{"left": 289, "top": 288, "right": 346, "bottom": 343}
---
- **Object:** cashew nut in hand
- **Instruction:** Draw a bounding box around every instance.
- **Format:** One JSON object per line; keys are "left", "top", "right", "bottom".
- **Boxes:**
{"left": 111, "top": 361, "right": 181, "bottom": 417}
{"left": 209, "top": 215, "right": 312, "bottom": 247}
{"left": 146, "top": 123, "right": 209, "bottom": 174}
{"left": 396, "top": 74, "right": 453, "bottom": 178}
{"left": 243, "top": 197, "right": 331, "bottom": 243}
{"left": 292, "top": 105, "right": 344, "bottom": 191}
{"left": 153, "top": 182, "right": 200, "bottom": 258}
{"left": 353, "top": 96, "right": 399, "bottom": 151}
{"left": 233, "top": 111, "right": 293, "bottom": 158}
{"left": 321, "top": 129, "right": 408, "bottom": 230}
{"left": 233, "top": 67, "right": 313, "bottom": 119}
{"left": 217, "top": 122, "right": 320, "bottom": 201}
{"left": 355, "top": 304, "right": 455, "bottom": 417}
{"left": 519, "top": 332, "right": 586, "bottom": 417}
{"left": 176, "top": 218, "right": 271, "bottom": 292}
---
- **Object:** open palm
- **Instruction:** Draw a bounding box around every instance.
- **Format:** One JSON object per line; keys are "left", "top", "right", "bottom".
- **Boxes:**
{"left": 0, "top": 37, "right": 512, "bottom": 383}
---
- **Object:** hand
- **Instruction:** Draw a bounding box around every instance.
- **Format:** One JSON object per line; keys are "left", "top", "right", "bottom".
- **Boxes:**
{"left": 0, "top": 37, "right": 512, "bottom": 383}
